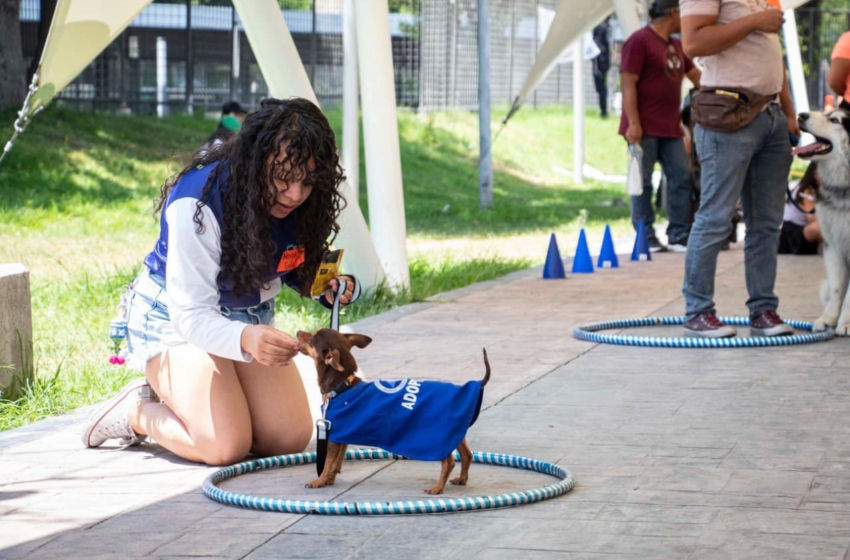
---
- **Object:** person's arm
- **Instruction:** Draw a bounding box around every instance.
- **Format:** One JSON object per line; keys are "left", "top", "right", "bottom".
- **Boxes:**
{"left": 686, "top": 67, "right": 702, "bottom": 90}
{"left": 803, "top": 220, "right": 821, "bottom": 243}
{"left": 828, "top": 58, "right": 850, "bottom": 97}
{"left": 681, "top": 10, "right": 784, "bottom": 58}
{"left": 621, "top": 72, "right": 642, "bottom": 144}
{"left": 166, "top": 199, "right": 299, "bottom": 366}
{"left": 779, "top": 64, "right": 801, "bottom": 137}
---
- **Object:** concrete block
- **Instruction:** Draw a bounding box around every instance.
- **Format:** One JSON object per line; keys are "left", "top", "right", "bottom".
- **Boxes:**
{"left": 0, "top": 264, "right": 33, "bottom": 395}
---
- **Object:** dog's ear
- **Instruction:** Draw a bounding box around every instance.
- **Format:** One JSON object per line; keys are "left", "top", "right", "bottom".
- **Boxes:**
{"left": 296, "top": 331, "right": 315, "bottom": 357}
{"left": 345, "top": 334, "right": 372, "bottom": 349}
{"left": 324, "top": 348, "right": 345, "bottom": 371}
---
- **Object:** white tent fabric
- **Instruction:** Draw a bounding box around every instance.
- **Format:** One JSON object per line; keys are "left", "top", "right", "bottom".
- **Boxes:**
{"left": 232, "top": 0, "right": 388, "bottom": 291}
{"left": 19, "top": 0, "right": 388, "bottom": 291}
{"left": 506, "top": 0, "right": 807, "bottom": 122}
{"left": 508, "top": 0, "right": 612, "bottom": 119}
{"left": 29, "top": 0, "right": 154, "bottom": 114}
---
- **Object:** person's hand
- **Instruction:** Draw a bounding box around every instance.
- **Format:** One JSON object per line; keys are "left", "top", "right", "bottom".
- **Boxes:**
{"left": 241, "top": 325, "right": 301, "bottom": 367}
{"left": 324, "top": 275, "right": 355, "bottom": 305}
{"left": 751, "top": 9, "right": 785, "bottom": 34}
{"left": 787, "top": 116, "right": 801, "bottom": 140}
{"left": 625, "top": 122, "right": 643, "bottom": 145}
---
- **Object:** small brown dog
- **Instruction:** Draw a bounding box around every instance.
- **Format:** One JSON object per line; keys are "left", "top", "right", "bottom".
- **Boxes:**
{"left": 296, "top": 328, "right": 490, "bottom": 494}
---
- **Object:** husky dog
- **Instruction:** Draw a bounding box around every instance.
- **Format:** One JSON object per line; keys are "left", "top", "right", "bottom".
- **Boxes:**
{"left": 796, "top": 107, "right": 850, "bottom": 335}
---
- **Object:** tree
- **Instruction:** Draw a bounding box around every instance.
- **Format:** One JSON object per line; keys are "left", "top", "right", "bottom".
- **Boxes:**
{"left": 0, "top": 0, "right": 26, "bottom": 110}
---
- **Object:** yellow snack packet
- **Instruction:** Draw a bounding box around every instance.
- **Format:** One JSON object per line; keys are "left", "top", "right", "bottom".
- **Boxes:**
{"left": 310, "top": 249, "right": 344, "bottom": 298}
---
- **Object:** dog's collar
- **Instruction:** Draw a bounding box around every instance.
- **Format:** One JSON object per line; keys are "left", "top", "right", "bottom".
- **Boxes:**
{"left": 323, "top": 374, "right": 357, "bottom": 402}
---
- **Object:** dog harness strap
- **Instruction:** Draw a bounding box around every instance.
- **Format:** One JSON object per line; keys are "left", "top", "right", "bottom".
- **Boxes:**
{"left": 329, "top": 278, "right": 347, "bottom": 331}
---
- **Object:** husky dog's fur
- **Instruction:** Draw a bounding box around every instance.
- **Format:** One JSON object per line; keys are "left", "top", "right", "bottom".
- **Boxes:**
{"left": 796, "top": 108, "right": 850, "bottom": 335}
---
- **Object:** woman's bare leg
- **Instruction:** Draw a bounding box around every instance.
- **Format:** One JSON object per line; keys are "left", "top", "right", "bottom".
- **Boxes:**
{"left": 234, "top": 360, "right": 313, "bottom": 457}
{"left": 129, "top": 344, "right": 253, "bottom": 465}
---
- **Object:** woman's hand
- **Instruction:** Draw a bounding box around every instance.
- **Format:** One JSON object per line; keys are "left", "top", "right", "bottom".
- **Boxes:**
{"left": 241, "top": 325, "right": 301, "bottom": 367}
{"left": 324, "top": 275, "right": 355, "bottom": 305}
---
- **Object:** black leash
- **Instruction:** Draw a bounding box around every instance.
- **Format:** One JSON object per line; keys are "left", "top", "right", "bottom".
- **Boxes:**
{"left": 787, "top": 185, "right": 816, "bottom": 216}
{"left": 316, "top": 278, "right": 346, "bottom": 477}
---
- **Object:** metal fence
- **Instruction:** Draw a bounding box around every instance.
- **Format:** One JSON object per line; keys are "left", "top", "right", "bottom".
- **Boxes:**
{"left": 18, "top": 0, "right": 420, "bottom": 115}
{"left": 419, "top": 0, "right": 617, "bottom": 111}
{"left": 17, "top": 0, "right": 619, "bottom": 116}
{"left": 796, "top": 8, "right": 850, "bottom": 110}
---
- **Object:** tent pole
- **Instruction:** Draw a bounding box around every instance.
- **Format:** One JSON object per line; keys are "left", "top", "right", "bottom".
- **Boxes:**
{"left": 232, "top": 0, "right": 386, "bottom": 291}
{"left": 343, "top": 0, "right": 360, "bottom": 202}
{"left": 355, "top": 0, "right": 410, "bottom": 290}
{"left": 611, "top": 0, "right": 640, "bottom": 39}
{"left": 783, "top": 8, "right": 810, "bottom": 114}
{"left": 572, "top": 40, "right": 584, "bottom": 185}
{"left": 479, "top": 0, "right": 493, "bottom": 209}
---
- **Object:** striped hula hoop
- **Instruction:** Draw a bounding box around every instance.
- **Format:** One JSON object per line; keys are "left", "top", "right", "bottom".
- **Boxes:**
{"left": 204, "top": 447, "right": 574, "bottom": 515}
{"left": 573, "top": 316, "right": 835, "bottom": 348}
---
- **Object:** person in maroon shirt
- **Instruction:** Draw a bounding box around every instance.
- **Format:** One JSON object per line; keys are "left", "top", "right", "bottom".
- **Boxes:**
{"left": 620, "top": 0, "right": 701, "bottom": 253}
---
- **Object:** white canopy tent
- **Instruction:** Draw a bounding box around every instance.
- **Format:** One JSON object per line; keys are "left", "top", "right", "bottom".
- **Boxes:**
{"left": 507, "top": 0, "right": 816, "bottom": 178}
{"left": 0, "top": 0, "right": 822, "bottom": 289}
{"left": 5, "top": 0, "right": 410, "bottom": 292}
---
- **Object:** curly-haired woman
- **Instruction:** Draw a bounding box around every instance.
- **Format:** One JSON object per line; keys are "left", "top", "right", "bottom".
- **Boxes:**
{"left": 81, "top": 98, "right": 360, "bottom": 465}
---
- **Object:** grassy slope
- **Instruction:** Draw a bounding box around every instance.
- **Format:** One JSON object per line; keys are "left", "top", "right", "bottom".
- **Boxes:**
{"left": 0, "top": 105, "right": 629, "bottom": 430}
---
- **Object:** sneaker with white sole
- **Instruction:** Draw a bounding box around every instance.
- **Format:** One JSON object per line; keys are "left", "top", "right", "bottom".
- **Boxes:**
{"left": 81, "top": 378, "right": 157, "bottom": 448}
{"left": 683, "top": 312, "right": 737, "bottom": 338}
{"left": 667, "top": 240, "right": 688, "bottom": 253}
{"left": 750, "top": 310, "right": 794, "bottom": 337}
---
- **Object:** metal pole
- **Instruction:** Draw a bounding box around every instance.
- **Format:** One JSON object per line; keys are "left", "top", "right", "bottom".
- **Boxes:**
{"left": 572, "top": 40, "right": 584, "bottom": 185}
{"left": 478, "top": 0, "right": 493, "bottom": 208}
{"left": 310, "top": 0, "right": 318, "bottom": 87}
{"left": 343, "top": 0, "right": 360, "bottom": 200}
{"left": 533, "top": 0, "right": 539, "bottom": 108}
{"left": 230, "top": 6, "right": 239, "bottom": 101}
{"left": 450, "top": 0, "right": 458, "bottom": 107}
{"left": 186, "top": 0, "right": 193, "bottom": 114}
{"left": 157, "top": 37, "right": 167, "bottom": 117}
{"left": 355, "top": 0, "right": 411, "bottom": 290}
{"left": 507, "top": 0, "right": 515, "bottom": 102}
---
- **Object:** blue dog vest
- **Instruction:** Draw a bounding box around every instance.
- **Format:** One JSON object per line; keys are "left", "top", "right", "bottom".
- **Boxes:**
{"left": 322, "top": 379, "right": 484, "bottom": 461}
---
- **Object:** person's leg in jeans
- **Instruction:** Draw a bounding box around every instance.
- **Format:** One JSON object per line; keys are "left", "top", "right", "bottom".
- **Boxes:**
{"left": 740, "top": 106, "right": 792, "bottom": 316}
{"left": 683, "top": 121, "right": 760, "bottom": 319}
{"left": 658, "top": 137, "right": 694, "bottom": 247}
{"left": 631, "top": 136, "right": 659, "bottom": 242}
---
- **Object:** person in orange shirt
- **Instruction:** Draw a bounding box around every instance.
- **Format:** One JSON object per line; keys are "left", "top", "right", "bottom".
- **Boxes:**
{"left": 828, "top": 32, "right": 850, "bottom": 100}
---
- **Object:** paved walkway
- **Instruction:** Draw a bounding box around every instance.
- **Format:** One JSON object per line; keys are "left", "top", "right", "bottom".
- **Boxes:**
{"left": 2, "top": 247, "right": 849, "bottom": 559}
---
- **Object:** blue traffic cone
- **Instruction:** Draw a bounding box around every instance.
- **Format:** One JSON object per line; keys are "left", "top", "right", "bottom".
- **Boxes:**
{"left": 571, "top": 229, "right": 594, "bottom": 274}
{"left": 543, "top": 233, "right": 566, "bottom": 279}
{"left": 597, "top": 224, "right": 619, "bottom": 269}
{"left": 631, "top": 220, "right": 652, "bottom": 262}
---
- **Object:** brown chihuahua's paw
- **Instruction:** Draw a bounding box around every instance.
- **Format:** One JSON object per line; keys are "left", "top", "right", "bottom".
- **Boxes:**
{"left": 424, "top": 486, "right": 445, "bottom": 495}
{"left": 306, "top": 478, "right": 333, "bottom": 488}
{"left": 450, "top": 477, "right": 468, "bottom": 486}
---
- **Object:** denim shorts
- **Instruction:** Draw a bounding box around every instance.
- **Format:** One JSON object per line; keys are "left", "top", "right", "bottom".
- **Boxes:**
{"left": 124, "top": 269, "right": 275, "bottom": 373}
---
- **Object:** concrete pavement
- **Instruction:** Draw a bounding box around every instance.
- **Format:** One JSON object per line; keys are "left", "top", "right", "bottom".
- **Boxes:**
{"left": 2, "top": 247, "right": 849, "bottom": 559}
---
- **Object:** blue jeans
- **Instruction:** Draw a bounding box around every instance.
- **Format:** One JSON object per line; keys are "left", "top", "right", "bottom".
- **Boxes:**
{"left": 630, "top": 136, "right": 693, "bottom": 244}
{"left": 124, "top": 269, "right": 275, "bottom": 373}
{"left": 683, "top": 105, "right": 792, "bottom": 319}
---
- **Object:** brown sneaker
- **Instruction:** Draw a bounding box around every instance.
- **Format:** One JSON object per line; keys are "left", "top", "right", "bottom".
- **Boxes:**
{"left": 683, "top": 312, "right": 737, "bottom": 338}
{"left": 750, "top": 310, "right": 794, "bottom": 337}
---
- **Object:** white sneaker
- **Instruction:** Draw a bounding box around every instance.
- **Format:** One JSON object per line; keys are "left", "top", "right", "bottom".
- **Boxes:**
{"left": 81, "top": 378, "right": 157, "bottom": 448}
{"left": 667, "top": 242, "right": 688, "bottom": 253}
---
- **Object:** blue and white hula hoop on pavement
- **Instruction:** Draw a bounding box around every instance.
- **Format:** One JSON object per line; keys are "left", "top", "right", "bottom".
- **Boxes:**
{"left": 204, "top": 447, "right": 574, "bottom": 515}
{"left": 573, "top": 316, "right": 834, "bottom": 348}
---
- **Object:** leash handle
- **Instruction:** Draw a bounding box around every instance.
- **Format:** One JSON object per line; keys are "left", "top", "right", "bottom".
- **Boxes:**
{"left": 328, "top": 278, "right": 347, "bottom": 331}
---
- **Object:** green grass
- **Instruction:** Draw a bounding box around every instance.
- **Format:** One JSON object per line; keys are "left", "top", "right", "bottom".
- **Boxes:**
{"left": 0, "top": 104, "right": 630, "bottom": 431}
